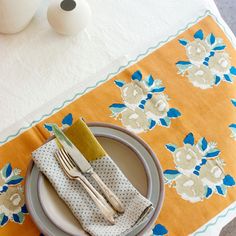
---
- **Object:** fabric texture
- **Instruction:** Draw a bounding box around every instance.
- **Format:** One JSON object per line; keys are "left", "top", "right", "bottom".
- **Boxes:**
{"left": 32, "top": 139, "right": 152, "bottom": 236}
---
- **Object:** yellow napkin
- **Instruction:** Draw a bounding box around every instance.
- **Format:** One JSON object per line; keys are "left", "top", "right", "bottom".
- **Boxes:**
{"left": 65, "top": 118, "right": 106, "bottom": 161}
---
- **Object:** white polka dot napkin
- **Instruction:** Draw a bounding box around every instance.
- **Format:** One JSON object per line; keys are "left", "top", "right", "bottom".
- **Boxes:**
{"left": 32, "top": 139, "right": 153, "bottom": 236}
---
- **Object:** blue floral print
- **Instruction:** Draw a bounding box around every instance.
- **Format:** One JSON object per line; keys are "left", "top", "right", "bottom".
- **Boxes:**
{"left": 109, "top": 70, "right": 181, "bottom": 133}
{"left": 176, "top": 29, "right": 236, "bottom": 89}
{"left": 44, "top": 113, "right": 73, "bottom": 133}
{"left": 164, "top": 133, "right": 235, "bottom": 203}
{"left": 0, "top": 163, "right": 28, "bottom": 226}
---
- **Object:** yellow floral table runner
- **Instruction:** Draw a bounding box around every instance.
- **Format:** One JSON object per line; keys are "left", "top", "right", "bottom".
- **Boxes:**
{"left": 1, "top": 13, "right": 236, "bottom": 236}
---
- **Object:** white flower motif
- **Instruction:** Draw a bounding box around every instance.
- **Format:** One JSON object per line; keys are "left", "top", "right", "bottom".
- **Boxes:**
{"left": 199, "top": 159, "right": 225, "bottom": 187}
{"left": 0, "top": 186, "right": 24, "bottom": 216}
{"left": 175, "top": 174, "right": 205, "bottom": 203}
{"left": 110, "top": 71, "right": 181, "bottom": 132}
{"left": 186, "top": 39, "right": 210, "bottom": 65}
{"left": 121, "top": 83, "right": 144, "bottom": 105}
{"left": 13, "top": 169, "right": 21, "bottom": 176}
{"left": 144, "top": 94, "right": 169, "bottom": 119}
{"left": 173, "top": 144, "right": 202, "bottom": 174}
{"left": 187, "top": 65, "right": 215, "bottom": 89}
{"left": 208, "top": 52, "right": 231, "bottom": 75}
{"left": 121, "top": 108, "right": 149, "bottom": 133}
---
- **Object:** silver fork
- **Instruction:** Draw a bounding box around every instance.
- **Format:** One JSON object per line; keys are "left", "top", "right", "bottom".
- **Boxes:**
{"left": 57, "top": 148, "right": 116, "bottom": 213}
{"left": 54, "top": 148, "right": 116, "bottom": 224}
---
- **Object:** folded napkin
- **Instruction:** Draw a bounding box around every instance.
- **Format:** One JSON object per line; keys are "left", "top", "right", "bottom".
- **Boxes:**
{"left": 32, "top": 119, "right": 153, "bottom": 236}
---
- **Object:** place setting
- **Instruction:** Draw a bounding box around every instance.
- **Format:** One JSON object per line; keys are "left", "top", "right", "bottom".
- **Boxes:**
{"left": 25, "top": 118, "right": 164, "bottom": 236}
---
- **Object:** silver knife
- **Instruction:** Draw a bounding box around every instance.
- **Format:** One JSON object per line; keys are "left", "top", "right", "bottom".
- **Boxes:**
{"left": 52, "top": 124, "right": 125, "bottom": 213}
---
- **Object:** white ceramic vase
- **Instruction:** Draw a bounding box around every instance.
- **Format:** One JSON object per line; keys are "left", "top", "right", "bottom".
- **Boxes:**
{"left": 0, "top": 0, "right": 41, "bottom": 34}
{"left": 47, "top": 0, "right": 91, "bottom": 36}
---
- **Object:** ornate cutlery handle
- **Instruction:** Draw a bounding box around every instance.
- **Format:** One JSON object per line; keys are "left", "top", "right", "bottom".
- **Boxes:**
{"left": 78, "top": 173, "right": 116, "bottom": 217}
{"left": 76, "top": 177, "right": 115, "bottom": 224}
{"left": 90, "top": 171, "right": 125, "bottom": 213}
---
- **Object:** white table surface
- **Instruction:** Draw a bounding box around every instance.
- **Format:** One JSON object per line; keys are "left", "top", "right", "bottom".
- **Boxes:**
{"left": 0, "top": 0, "right": 223, "bottom": 132}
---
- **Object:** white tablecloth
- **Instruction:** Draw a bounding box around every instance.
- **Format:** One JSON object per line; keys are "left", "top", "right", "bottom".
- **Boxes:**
{"left": 0, "top": 0, "right": 232, "bottom": 136}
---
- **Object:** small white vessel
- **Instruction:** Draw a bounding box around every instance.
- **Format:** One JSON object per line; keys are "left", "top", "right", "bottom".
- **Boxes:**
{"left": 47, "top": 0, "right": 92, "bottom": 36}
{"left": 0, "top": 0, "right": 41, "bottom": 34}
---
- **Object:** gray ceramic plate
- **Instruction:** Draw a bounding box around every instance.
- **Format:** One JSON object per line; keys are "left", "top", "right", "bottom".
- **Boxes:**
{"left": 25, "top": 123, "right": 164, "bottom": 236}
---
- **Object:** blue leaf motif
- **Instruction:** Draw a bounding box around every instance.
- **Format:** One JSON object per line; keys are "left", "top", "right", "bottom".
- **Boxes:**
{"left": 145, "top": 75, "right": 154, "bottom": 87}
{"left": 164, "top": 169, "right": 180, "bottom": 181}
{"left": 224, "top": 74, "right": 233, "bottom": 83}
{"left": 165, "top": 144, "right": 177, "bottom": 152}
{"left": 160, "top": 117, "right": 170, "bottom": 127}
{"left": 229, "top": 124, "right": 236, "bottom": 137}
{"left": 199, "top": 137, "right": 208, "bottom": 151}
{"left": 2, "top": 163, "right": 12, "bottom": 178}
{"left": 205, "top": 187, "right": 213, "bottom": 198}
{"left": 213, "top": 45, "right": 226, "bottom": 50}
{"left": 206, "top": 33, "right": 215, "bottom": 45}
{"left": 167, "top": 108, "right": 181, "bottom": 118}
{"left": 12, "top": 214, "right": 21, "bottom": 223}
{"left": 6, "top": 176, "right": 23, "bottom": 185}
{"left": 231, "top": 99, "right": 236, "bottom": 107}
{"left": 176, "top": 61, "right": 192, "bottom": 74}
{"left": 0, "top": 214, "right": 8, "bottom": 226}
{"left": 153, "top": 224, "right": 168, "bottom": 235}
{"left": 183, "top": 132, "right": 194, "bottom": 145}
{"left": 114, "top": 80, "right": 125, "bottom": 87}
{"left": 229, "top": 124, "right": 236, "bottom": 128}
{"left": 62, "top": 113, "right": 73, "bottom": 126}
{"left": 151, "top": 87, "right": 165, "bottom": 93}
{"left": 178, "top": 39, "right": 188, "bottom": 46}
{"left": 223, "top": 175, "right": 235, "bottom": 186}
{"left": 194, "top": 29, "right": 204, "bottom": 40}
{"left": 210, "top": 33, "right": 215, "bottom": 44}
{"left": 44, "top": 123, "right": 53, "bottom": 132}
{"left": 132, "top": 70, "right": 142, "bottom": 81}
{"left": 21, "top": 204, "right": 28, "bottom": 214}
{"left": 149, "top": 119, "right": 156, "bottom": 129}
{"left": 214, "top": 75, "right": 221, "bottom": 85}
{"left": 229, "top": 123, "right": 236, "bottom": 128}
{"left": 176, "top": 61, "right": 192, "bottom": 65}
{"left": 205, "top": 149, "right": 220, "bottom": 158}
{"left": 216, "top": 185, "right": 227, "bottom": 196}
{"left": 14, "top": 212, "right": 24, "bottom": 224}
{"left": 164, "top": 170, "right": 180, "bottom": 175}
{"left": 109, "top": 104, "right": 126, "bottom": 115}
{"left": 230, "top": 66, "right": 236, "bottom": 75}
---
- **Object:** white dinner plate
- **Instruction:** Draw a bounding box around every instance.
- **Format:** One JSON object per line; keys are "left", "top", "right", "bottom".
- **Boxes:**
{"left": 25, "top": 122, "right": 164, "bottom": 236}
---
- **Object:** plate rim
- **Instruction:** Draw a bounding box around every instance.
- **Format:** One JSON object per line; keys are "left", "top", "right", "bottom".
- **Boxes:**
{"left": 25, "top": 122, "right": 165, "bottom": 236}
